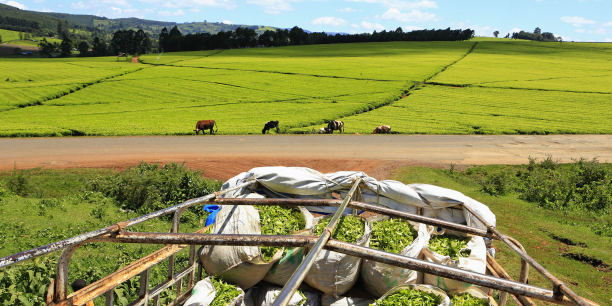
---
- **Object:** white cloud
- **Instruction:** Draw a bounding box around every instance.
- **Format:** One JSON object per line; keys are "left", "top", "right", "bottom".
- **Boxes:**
{"left": 158, "top": 9, "right": 184, "bottom": 16}
{"left": 380, "top": 8, "right": 437, "bottom": 22}
{"left": 5, "top": 0, "right": 28, "bottom": 9}
{"left": 606, "top": 38, "right": 611, "bottom": 42}
{"left": 346, "top": 0, "right": 437, "bottom": 10}
{"left": 403, "top": 26, "right": 423, "bottom": 32}
{"left": 245, "top": 0, "right": 293, "bottom": 14}
{"left": 557, "top": 36, "right": 571, "bottom": 41}
{"left": 102, "top": 0, "right": 131, "bottom": 7}
{"left": 312, "top": 17, "right": 348, "bottom": 26}
{"left": 71, "top": 1, "right": 89, "bottom": 9}
{"left": 39, "top": 6, "right": 53, "bottom": 11}
{"left": 361, "top": 21, "right": 385, "bottom": 31}
{"left": 575, "top": 28, "right": 585, "bottom": 33}
{"left": 337, "top": 7, "right": 356, "bottom": 12}
{"left": 603, "top": 22, "right": 612, "bottom": 27}
{"left": 589, "top": 28, "right": 606, "bottom": 35}
{"left": 190, "top": 8, "right": 199, "bottom": 12}
{"left": 33, "top": 0, "right": 45, "bottom": 3}
{"left": 560, "top": 16, "right": 596, "bottom": 27}
{"left": 509, "top": 27, "right": 522, "bottom": 33}
{"left": 222, "top": 20, "right": 232, "bottom": 24}
{"left": 350, "top": 23, "right": 360, "bottom": 28}
{"left": 138, "top": 0, "right": 236, "bottom": 10}
{"left": 471, "top": 25, "right": 496, "bottom": 37}
{"left": 110, "top": 6, "right": 121, "bottom": 13}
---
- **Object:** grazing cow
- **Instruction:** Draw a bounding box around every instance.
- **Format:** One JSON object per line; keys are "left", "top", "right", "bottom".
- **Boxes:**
{"left": 318, "top": 127, "right": 331, "bottom": 134}
{"left": 327, "top": 120, "right": 344, "bottom": 133}
{"left": 194, "top": 120, "right": 218, "bottom": 135}
{"left": 372, "top": 125, "right": 391, "bottom": 134}
{"left": 262, "top": 120, "right": 280, "bottom": 134}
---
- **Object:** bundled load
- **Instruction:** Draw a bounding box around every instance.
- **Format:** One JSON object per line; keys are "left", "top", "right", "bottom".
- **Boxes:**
{"left": 243, "top": 284, "right": 320, "bottom": 306}
{"left": 448, "top": 287, "right": 498, "bottom": 306}
{"left": 199, "top": 194, "right": 313, "bottom": 289}
{"left": 372, "top": 285, "right": 450, "bottom": 306}
{"left": 360, "top": 216, "right": 431, "bottom": 296}
{"left": 421, "top": 231, "right": 487, "bottom": 291}
{"left": 321, "top": 294, "right": 374, "bottom": 306}
{"left": 304, "top": 215, "right": 372, "bottom": 297}
{"left": 184, "top": 277, "right": 245, "bottom": 306}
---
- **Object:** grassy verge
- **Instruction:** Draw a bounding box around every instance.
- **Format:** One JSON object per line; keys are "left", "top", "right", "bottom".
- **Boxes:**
{"left": 393, "top": 164, "right": 611, "bottom": 306}
{"left": 0, "top": 164, "right": 222, "bottom": 306}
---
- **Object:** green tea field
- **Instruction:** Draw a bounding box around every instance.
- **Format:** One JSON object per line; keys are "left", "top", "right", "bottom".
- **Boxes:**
{"left": 0, "top": 39, "right": 611, "bottom": 137}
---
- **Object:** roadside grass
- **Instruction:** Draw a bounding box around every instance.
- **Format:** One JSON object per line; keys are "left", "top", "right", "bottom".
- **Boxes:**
{"left": 0, "top": 165, "right": 220, "bottom": 306}
{"left": 394, "top": 166, "right": 611, "bottom": 306}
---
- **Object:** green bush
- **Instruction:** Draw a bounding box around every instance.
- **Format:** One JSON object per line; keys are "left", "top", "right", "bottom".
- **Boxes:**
{"left": 88, "top": 162, "right": 222, "bottom": 222}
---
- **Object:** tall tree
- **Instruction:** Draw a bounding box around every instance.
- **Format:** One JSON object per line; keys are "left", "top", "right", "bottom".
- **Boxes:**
{"left": 59, "top": 37, "right": 73, "bottom": 58}
{"left": 534, "top": 27, "right": 541, "bottom": 34}
{"left": 38, "top": 38, "right": 57, "bottom": 57}
{"left": 92, "top": 36, "right": 108, "bottom": 56}
{"left": 134, "top": 29, "right": 151, "bottom": 55}
{"left": 77, "top": 41, "right": 89, "bottom": 56}
{"left": 158, "top": 27, "right": 169, "bottom": 52}
{"left": 493, "top": 31, "right": 499, "bottom": 38}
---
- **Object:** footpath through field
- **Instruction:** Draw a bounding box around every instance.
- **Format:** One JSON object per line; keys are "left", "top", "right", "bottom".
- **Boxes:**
{"left": 2, "top": 135, "right": 611, "bottom": 180}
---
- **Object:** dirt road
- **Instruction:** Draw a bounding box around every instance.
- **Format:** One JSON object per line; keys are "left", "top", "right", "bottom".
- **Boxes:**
{"left": 1, "top": 135, "right": 611, "bottom": 181}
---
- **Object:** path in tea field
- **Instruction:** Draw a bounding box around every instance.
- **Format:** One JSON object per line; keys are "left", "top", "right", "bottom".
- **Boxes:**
{"left": 2, "top": 134, "right": 611, "bottom": 181}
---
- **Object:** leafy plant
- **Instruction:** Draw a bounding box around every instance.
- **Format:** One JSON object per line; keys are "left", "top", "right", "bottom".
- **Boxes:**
{"left": 369, "top": 219, "right": 417, "bottom": 253}
{"left": 209, "top": 277, "right": 241, "bottom": 306}
{"left": 450, "top": 293, "right": 489, "bottom": 306}
{"left": 374, "top": 288, "right": 442, "bottom": 306}
{"left": 428, "top": 234, "right": 471, "bottom": 261}
{"left": 313, "top": 215, "right": 365, "bottom": 243}
{"left": 256, "top": 205, "right": 306, "bottom": 261}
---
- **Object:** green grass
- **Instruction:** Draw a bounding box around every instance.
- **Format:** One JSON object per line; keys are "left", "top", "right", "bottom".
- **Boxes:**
{"left": 0, "top": 29, "right": 63, "bottom": 46}
{"left": 1, "top": 40, "right": 612, "bottom": 136}
{"left": 393, "top": 166, "right": 612, "bottom": 306}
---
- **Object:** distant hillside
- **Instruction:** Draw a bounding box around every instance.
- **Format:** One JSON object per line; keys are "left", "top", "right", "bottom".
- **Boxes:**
{"left": 0, "top": 3, "right": 279, "bottom": 38}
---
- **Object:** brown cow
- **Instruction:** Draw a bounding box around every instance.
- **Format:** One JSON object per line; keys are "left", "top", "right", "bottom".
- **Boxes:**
{"left": 372, "top": 125, "right": 391, "bottom": 134}
{"left": 194, "top": 120, "right": 218, "bottom": 135}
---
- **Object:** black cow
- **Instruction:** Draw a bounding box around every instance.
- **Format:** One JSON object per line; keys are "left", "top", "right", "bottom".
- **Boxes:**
{"left": 194, "top": 120, "right": 218, "bottom": 135}
{"left": 262, "top": 120, "right": 280, "bottom": 134}
{"left": 327, "top": 120, "right": 344, "bottom": 133}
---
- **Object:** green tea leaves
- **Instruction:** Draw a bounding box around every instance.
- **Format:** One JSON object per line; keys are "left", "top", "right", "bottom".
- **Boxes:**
{"left": 428, "top": 234, "right": 471, "bottom": 261}
{"left": 370, "top": 219, "right": 417, "bottom": 253}
{"left": 313, "top": 215, "right": 365, "bottom": 243}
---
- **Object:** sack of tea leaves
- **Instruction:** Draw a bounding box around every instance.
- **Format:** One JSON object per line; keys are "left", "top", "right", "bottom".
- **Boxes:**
{"left": 448, "top": 287, "right": 498, "bottom": 306}
{"left": 372, "top": 284, "right": 450, "bottom": 306}
{"left": 421, "top": 230, "right": 486, "bottom": 291}
{"left": 360, "top": 216, "right": 432, "bottom": 297}
{"left": 261, "top": 206, "right": 315, "bottom": 286}
{"left": 242, "top": 284, "right": 320, "bottom": 306}
{"left": 198, "top": 194, "right": 274, "bottom": 289}
{"left": 321, "top": 294, "right": 374, "bottom": 306}
{"left": 184, "top": 277, "right": 245, "bottom": 306}
{"left": 304, "top": 215, "right": 372, "bottom": 297}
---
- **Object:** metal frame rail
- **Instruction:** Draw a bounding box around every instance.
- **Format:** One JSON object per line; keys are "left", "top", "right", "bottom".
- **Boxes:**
{"left": 0, "top": 180, "right": 595, "bottom": 306}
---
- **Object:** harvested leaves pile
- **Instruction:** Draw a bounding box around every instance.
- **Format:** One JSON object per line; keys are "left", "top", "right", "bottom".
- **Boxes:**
{"left": 257, "top": 205, "right": 306, "bottom": 261}
{"left": 313, "top": 215, "right": 365, "bottom": 243}
{"left": 370, "top": 219, "right": 417, "bottom": 253}
{"left": 428, "top": 234, "right": 471, "bottom": 261}
{"left": 210, "top": 277, "right": 242, "bottom": 306}
{"left": 374, "top": 289, "right": 442, "bottom": 306}
{"left": 450, "top": 294, "right": 489, "bottom": 306}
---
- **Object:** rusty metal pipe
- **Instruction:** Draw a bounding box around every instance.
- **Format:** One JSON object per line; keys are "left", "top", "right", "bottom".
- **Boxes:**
{"left": 462, "top": 205, "right": 589, "bottom": 306}
{"left": 208, "top": 198, "right": 496, "bottom": 240}
{"left": 0, "top": 181, "right": 255, "bottom": 269}
{"left": 90, "top": 231, "right": 586, "bottom": 306}
{"left": 273, "top": 178, "right": 362, "bottom": 306}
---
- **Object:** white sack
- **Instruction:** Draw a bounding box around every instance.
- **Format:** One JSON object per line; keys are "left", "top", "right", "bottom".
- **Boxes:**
{"left": 449, "top": 287, "right": 498, "bottom": 306}
{"left": 360, "top": 217, "right": 431, "bottom": 297}
{"left": 262, "top": 207, "right": 315, "bottom": 286}
{"left": 321, "top": 294, "right": 374, "bottom": 306}
{"left": 242, "top": 285, "right": 320, "bottom": 306}
{"left": 373, "top": 284, "right": 450, "bottom": 306}
{"left": 422, "top": 231, "right": 487, "bottom": 291}
{"left": 199, "top": 195, "right": 281, "bottom": 289}
{"left": 304, "top": 216, "right": 372, "bottom": 297}
{"left": 185, "top": 277, "right": 245, "bottom": 306}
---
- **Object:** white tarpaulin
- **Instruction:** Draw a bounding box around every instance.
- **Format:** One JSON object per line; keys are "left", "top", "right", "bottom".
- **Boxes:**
{"left": 220, "top": 167, "right": 496, "bottom": 230}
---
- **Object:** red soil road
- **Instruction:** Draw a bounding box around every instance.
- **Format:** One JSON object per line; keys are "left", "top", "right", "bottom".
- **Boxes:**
{"left": 1, "top": 135, "right": 611, "bottom": 181}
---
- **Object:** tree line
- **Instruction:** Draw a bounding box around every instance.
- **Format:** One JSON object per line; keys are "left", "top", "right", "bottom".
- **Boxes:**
{"left": 158, "top": 25, "right": 475, "bottom": 52}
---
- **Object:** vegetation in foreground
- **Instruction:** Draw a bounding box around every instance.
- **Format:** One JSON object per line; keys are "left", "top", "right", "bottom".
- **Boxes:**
{"left": 1, "top": 157, "right": 611, "bottom": 305}
{"left": 1, "top": 39, "right": 611, "bottom": 137}
{"left": 0, "top": 163, "right": 222, "bottom": 306}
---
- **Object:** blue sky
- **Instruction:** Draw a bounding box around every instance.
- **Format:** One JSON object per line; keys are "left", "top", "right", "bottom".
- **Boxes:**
{"left": 1, "top": 0, "right": 610, "bottom": 42}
